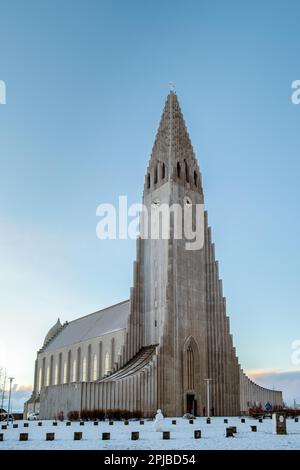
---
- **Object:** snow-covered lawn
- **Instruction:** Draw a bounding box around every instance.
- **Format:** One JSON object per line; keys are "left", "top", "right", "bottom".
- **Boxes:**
{"left": 0, "top": 417, "right": 299, "bottom": 450}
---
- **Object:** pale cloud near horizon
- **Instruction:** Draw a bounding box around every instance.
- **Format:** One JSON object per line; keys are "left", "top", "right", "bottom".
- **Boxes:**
{"left": 247, "top": 369, "right": 300, "bottom": 405}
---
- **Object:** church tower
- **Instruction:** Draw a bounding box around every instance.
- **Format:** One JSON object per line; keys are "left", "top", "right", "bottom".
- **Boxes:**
{"left": 119, "top": 90, "right": 239, "bottom": 416}
{"left": 140, "top": 90, "right": 208, "bottom": 415}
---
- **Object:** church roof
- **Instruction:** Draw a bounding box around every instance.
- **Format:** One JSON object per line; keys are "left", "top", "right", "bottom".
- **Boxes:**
{"left": 41, "top": 300, "right": 129, "bottom": 353}
{"left": 144, "top": 90, "right": 203, "bottom": 194}
{"left": 43, "top": 318, "right": 62, "bottom": 347}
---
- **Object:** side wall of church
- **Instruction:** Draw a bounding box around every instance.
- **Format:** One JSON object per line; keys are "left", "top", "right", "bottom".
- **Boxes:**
{"left": 239, "top": 369, "right": 283, "bottom": 414}
{"left": 34, "top": 329, "right": 125, "bottom": 398}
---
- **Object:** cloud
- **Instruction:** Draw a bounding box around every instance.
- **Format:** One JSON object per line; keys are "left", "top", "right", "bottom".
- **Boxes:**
{"left": 246, "top": 369, "right": 300, "bottom": 406}
{"left": 1, "top": 384, "right": 32, "bottom": 413}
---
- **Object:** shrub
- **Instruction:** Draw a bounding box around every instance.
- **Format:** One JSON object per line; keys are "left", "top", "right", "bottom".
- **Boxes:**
{"left": 67, "top": 410, "right": 79, "bottom": 421}
{"left": 248, "top": 406, "right": 264, "bottom": 418}
{"left": 80, "top": 409, "right": 95, "bottom": 421}
{"left": 132, "top": 410, "right": 143, "bottom": 420}
{"left": 57, "top": 411, "right": 64, "bottom": 421}
{"left": 93, "top": 409, "right": 105, "bottom": 421}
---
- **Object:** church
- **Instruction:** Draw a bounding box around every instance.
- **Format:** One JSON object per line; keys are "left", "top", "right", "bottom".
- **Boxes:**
{"left": 24, "top": 90, "right": 283, "bottom": 418}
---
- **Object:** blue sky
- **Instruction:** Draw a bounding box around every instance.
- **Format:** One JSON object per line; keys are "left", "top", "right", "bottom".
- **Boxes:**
{"left": 0, "top": 0, "right": 300, "bottom": 409}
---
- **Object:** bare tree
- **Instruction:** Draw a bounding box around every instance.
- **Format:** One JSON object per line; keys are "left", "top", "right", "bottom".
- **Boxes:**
{"left": 0, "top": 367, "right": 7, "bottom": 410}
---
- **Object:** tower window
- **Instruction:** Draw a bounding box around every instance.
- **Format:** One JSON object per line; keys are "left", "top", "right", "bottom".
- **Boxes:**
{"left": 154, "top": 164, "right": 158, "bottom": 184}
{"left": 161, "top": 163, "right": 165, "bottom": 180}
{"left": 147, "top": 173, "right": 150, "bottom": 189}
{"left": 194, "top": 171, "right": 198, "bottom": 187}
{"left": 177, "top": 162, "right": 181, "bottom": 178}
{"left": 185, "top": 160, "right": 189, "bottom": 183}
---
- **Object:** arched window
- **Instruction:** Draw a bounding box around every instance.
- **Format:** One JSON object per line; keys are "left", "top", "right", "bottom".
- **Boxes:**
{"left": 63, "top": 361, "right": 67, "bottom": 383}
{"left": 183, "top": 337, "right": 199, "bottom": 395}
{"left": 177, "top": 162, "right": 181, "bottom": 178}
{"left": 46, "top": 366, "right": 50, "bottom": 386}
{"left": 50, "top": 355, "right": 54, "bottom": 385}
{"left": 82, "top": 357, "right": 87, "bottom": 381}
{"left": 161, "top": 163, "right": 166, "bottom": 180}
{"left": 38, "top": 367, "right": 42, "bottom": 391}
{"left": 76, "top": 348, "right": 81, "bottom": 381}
{"left": 194, "top": 171, "right": 198, "bottom": 187}
{"left": 154, "top": 164, "right": 158, "bottom": 184}
{"left": 72, "top": 359, "right": 77, "bottom": 382}
{"left": 147, "top": 173, "right": 151, "bottom": 189}
{"left": 67, "top": 350, "right": 71, "bottom": 383}
{"left": 42, "top": 357, "right": 46, "bottom": 387}
{"left": 185, "top": 160, "right": 189, "bottom": 183}
{"left": 187, "top": 346, "right": 194, "bottom": 389}
{"left": 104, "top": 352, "right": 110, "bottom": 374}
{"left": 58, "top": 353, "right": 62, "bottom": 385}
{"left": 93, "top": 354, "right": 98, "bottom": 380}
{"left": 54, "top": 363, "right": 58, "bottom": 385}
{"left": 99, "top": 342, "right": 103, "bottom": 378}
{"left": 87, "top": 344, "right": 91, "bottom": 382}
{"left": 111, "top": 338, "right": 115, "bottom": 367}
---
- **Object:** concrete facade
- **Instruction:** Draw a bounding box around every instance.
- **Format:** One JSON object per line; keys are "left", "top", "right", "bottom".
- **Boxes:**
{"left": 25, "top": 91, "right": 283, "bottom": 419}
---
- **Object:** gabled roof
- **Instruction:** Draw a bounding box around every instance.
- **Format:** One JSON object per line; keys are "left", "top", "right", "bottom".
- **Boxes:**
{"left": 41, "top": 300, "right": 129, "bottom": 353}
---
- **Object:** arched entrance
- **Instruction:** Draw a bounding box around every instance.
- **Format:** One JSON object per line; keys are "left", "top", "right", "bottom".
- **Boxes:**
{"left": 183, "top": 336, "right": 200, "bottom": 415}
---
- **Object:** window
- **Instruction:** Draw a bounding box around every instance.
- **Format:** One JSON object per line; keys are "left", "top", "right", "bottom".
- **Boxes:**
{"left": 154, "top": 164, "right": 158, "bottom": 184}
{"left": 76, "top": 348, "right": 81, "bottom": 382}
{"left": 161, "top": 163, "right": 166, "bottom": 179}
{"left": 63, "top": 361, "right": 67, "bottom": 383}
{"left": 46, "top": 366, "right": 50, "bottom": 386}
{"left": 58, "top": 353, "right": 62, "bottom": 385}
{"left": 147, "top": 173, "right": 150, "bottom": 189}
{"left": 54, "top": 364, "right": 58, "bottom": 385}
{"left": 82, "top": 357, "right": 87, "bottom": 381}
{"left": 93, "top": 354, "right": 98, "bottom": 380}
{"left": 50, "top": 355, "right": 54, "bottom": 386}
{"left": 104, "top": 352, "right": 110, "bottom": 374}
{"left": 177, "top": 162, "right": 181, "bottom": 178}
{"left": 38, "top": 367, "right": 42, "bottom": 392}
{"left": 111, "top": 338, "right": 115, "bottom": 367}
{"left": 194, "top": 171, "right": 197, "bottom": 187}
{"left": 87, "top": 344, "right": 91, "bottom": 382}
{"left": 185, "top": 160, "right": 189, "bottom": 183}
{"left": 72, "top": 359, "right": 77, "bottom": 382}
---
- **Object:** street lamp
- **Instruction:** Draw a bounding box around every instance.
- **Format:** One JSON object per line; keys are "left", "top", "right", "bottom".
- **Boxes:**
{"left": 6, "top": 377, "right": 14, "bottom": 425}
{"left": 204, "top": 378, "right": 212, "bottom": 418}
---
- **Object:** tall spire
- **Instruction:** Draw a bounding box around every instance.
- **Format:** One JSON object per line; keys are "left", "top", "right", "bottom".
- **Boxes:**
{"left": 144, "top": 91, "right": 203, "bottom": 194}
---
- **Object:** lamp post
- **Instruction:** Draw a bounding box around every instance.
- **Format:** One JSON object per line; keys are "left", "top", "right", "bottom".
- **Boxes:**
{"left": 6, "top": 377, "right": 14, "bottom": 425}
{"left": 204, "top": 378, "right": 212, "bottom": 418}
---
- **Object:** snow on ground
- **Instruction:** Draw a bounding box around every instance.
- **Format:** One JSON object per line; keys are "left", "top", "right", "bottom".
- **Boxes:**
{"left": 0, "top": 417, "right": 299, "bottom": 450}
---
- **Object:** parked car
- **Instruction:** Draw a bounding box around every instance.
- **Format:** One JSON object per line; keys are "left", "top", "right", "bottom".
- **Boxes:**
{"left": 27, "top": 412, "right": 39, "bottom": 421}
{"left": 0, "top": 413, "right": 13, "bottom": 422}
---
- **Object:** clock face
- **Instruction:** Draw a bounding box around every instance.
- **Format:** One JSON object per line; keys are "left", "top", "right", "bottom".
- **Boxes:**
{"left": 151, "top": 198, "right": 160, "bottom": 208}
{"left": 184, "top": 196, "right": 192, "bottom": 207}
